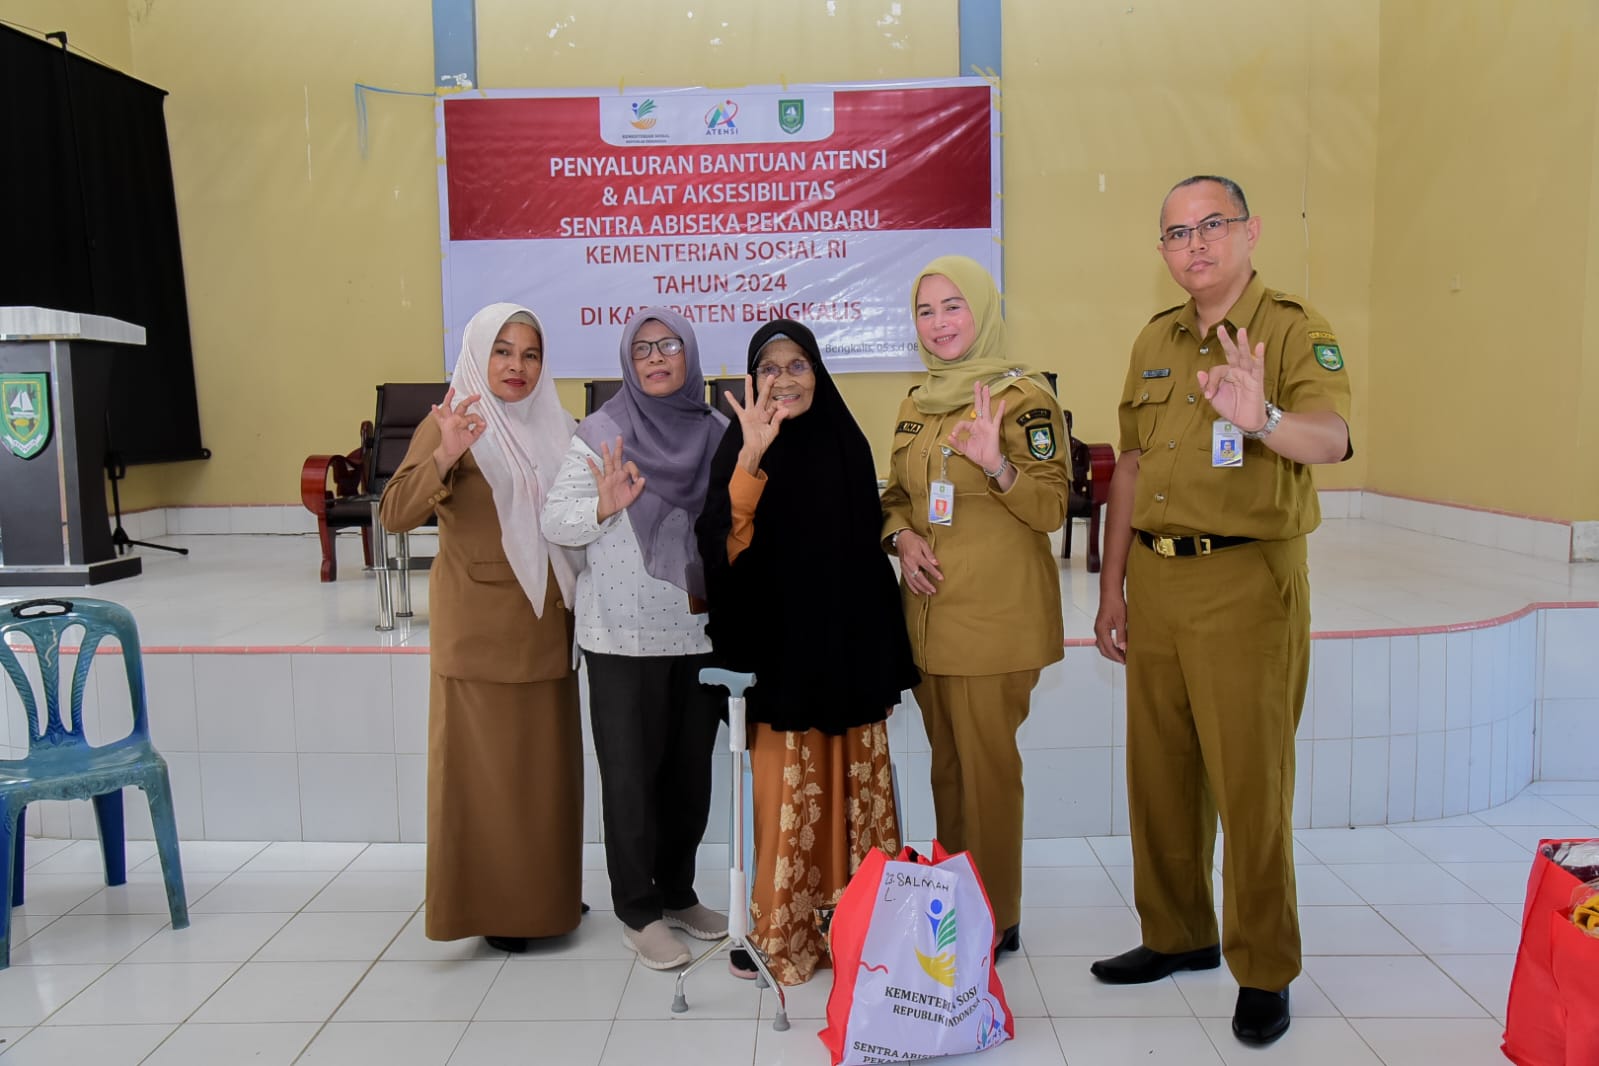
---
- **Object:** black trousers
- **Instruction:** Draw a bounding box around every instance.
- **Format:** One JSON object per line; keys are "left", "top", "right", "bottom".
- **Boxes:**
{"left": 585, "top": 650, "right": 723, "bottom": 931}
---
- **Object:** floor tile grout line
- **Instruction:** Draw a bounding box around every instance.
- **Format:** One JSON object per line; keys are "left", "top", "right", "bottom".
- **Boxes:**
{"left": 92, "top": 849, "right": 388, "bottom": 1064}
{"left": 284, "top": 900, "right": 433, "bottom": 1065}
{"left": 129, "top": 851, "right": 357, "bottom": 1064}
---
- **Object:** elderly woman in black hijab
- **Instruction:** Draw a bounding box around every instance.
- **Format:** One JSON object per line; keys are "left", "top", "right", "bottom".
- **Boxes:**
{"left": 697, "top": 319, "right": 919, "bottom": 985}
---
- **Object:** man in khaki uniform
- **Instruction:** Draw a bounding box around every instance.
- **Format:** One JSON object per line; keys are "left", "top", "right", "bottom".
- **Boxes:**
{"left": 1091, "top": 176, "right": 1352, "bottom": 1046}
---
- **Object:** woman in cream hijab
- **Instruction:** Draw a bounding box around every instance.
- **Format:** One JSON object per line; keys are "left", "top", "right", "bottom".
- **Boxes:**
{"left": 381, "top": 302, "right": 584, "bottom": 951}
{"left": 880, "top": 256, "right": 1072, "bottom": 955}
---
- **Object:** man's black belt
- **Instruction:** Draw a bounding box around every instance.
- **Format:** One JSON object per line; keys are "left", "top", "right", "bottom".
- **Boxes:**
{"left": 1136, "top": 531, "right": 1255, "bottom": 557}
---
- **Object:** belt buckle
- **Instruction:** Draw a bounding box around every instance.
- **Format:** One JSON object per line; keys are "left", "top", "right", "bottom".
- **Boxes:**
{"left": 1153, "top": 535, "right": 1176, "bottom": 558}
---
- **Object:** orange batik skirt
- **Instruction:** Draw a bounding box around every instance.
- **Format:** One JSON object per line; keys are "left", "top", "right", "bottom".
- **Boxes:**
{"left": 747, "top": 718, "right": 900, "bottom": 985}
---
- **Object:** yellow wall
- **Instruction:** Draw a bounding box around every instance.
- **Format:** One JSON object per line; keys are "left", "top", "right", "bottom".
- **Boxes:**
{"left": 1583, "top": 59, "right": 1599, "bottom": 508}
{"left": 117, "top": 0, "right": 443, "bottom": 511}
{"left": 7, "top": 1, "right": 1597, "bottom": 518}
{"left": 1367, "top": 0, "right": 1599, "bottom": 517}
{"left": 1003, "top": 0, "right": 1375, "bottom": 490}
{"left": 1, "top": 0, "right": 130, "bottom": 70}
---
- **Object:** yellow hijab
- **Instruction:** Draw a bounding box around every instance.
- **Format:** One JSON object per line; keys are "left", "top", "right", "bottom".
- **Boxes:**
{"left": 909, "top": 255, "right": 1052, "bottom": 415}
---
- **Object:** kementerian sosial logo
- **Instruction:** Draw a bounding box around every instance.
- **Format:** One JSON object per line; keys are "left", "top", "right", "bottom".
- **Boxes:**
{"left": 914, "top": 896, "right": 957, "bottom": 987}
{"left": 703, "top": 99, "right": 739, "bottom": 136}
{"left": 1, "top": 372, "right": 51, "bottom": 460}
{"left": 630, "top": 99, "right": 658, "bottom": 130}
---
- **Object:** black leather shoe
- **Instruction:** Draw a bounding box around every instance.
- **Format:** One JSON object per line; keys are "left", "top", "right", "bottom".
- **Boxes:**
{"left": 1089, "top": 944, "right": 1221, "bottom": 984}
{"left": 1233, "top": 986, "right": 1290, "bottom": 1044}
{"left": 485, "top": 935, "right": 529, "bottom": 953}
{"left": 995, "top": 924, "right": 1021, "bottom": 956}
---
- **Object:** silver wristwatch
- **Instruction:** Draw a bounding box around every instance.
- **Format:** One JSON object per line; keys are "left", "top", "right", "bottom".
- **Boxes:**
{"left": 1241, "top": 401, "right": 1284, "bottom": 440}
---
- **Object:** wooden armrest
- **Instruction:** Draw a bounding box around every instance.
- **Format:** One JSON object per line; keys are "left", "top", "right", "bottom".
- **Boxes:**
{"left": 1086, "top": 443, "right": 1116, "bottom": 507}
{"left": 300, "top": 451, "right": 361, "bottom": 515}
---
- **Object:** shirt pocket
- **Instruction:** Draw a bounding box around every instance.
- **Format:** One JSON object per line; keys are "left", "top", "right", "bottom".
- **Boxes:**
{"left": 1128, "top": 377, "right": 1176, "bottom": 451}
{"left": 467, "top": 560, "right": 517, "bottom": 585}
{"left": 889, "top": 425, "right": 922, "bottom": 488}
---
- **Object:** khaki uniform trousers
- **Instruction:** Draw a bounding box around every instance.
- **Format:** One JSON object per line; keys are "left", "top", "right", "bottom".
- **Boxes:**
{"left": 916, "top": 669, "right": 1039, "bottom": 932}
{"left": 1125, "top": 535, "right": 1309, "bottom": 992}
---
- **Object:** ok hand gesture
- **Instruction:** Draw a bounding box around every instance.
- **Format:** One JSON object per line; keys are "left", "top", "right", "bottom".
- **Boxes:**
{"left": 945, "top": 381, "right": 1007, "bottom": 474}
{"left": 1198, "top": 325, "right": 1267, "bottom": 432}
{"left": 728, "top": 372, "right": 788, "bottom": 476}
{"left": 587, "top": 437, "right": 646, "bottom": 523}
{"left": 430, "top": 387, "right": 485, "bottom": 479}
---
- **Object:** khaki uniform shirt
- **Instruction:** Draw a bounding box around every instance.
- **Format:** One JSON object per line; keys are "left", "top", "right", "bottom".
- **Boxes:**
{"left": 1117, "top": 273, "right": 1353, "bottom": 540}
{"left": 380, "top": 417, "right": 574, "bottom": 684}
{"left": 881, "top": 376, "right": 1071, "bottom": 676}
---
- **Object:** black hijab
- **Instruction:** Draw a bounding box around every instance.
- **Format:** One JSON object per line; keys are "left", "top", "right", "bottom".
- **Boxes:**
{"left": 696, "top": 320, "right": 920, "bottom": 734}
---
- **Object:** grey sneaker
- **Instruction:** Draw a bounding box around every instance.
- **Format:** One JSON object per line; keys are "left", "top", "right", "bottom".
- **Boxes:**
{"left": 622, "top": 920, "right": 692, "bottom": 970}
{"left": 662, "top": 903, "right": 728, "bottom": 940}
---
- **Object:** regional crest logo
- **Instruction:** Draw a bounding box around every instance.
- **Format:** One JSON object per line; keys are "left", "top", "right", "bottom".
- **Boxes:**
{"left": 778, "top": 98, "right": 804, "bottom": 134}
{"left": 1, "top": 373, "right": 50, "bottom": 460}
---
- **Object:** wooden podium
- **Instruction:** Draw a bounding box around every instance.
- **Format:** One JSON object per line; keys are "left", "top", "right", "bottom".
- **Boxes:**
{"left": 0, "top": 307, "right": 145, "bottom": 586}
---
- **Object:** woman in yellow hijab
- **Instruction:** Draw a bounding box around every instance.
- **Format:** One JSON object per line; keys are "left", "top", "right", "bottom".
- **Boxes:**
{"left": 880, "top": 255, "right": 1072, "bottom": 953}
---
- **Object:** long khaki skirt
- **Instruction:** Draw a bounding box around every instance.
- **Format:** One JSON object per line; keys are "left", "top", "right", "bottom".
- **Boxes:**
{"left": 425, "top": 672, "right": 583, "bottom": 940}
{"left": 748, "top": 719, "right": 900, "bottom": 985}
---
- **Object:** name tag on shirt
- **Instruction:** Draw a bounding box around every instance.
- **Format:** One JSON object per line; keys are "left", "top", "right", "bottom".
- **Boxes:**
{"left": 1212, "top": 419, "right": 1244, "bottom": 467}
{"left": 929, "top": 479, "right": 955, "bottom": 525}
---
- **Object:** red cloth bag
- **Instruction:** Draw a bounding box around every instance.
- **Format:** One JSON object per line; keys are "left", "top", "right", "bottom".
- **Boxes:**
{"left": 1502, "top": 839, "right": 1599, "bottom": 1065}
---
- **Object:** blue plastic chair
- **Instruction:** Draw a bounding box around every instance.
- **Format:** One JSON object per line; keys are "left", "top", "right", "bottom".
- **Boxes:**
{"left": 0, "top": 598, "right": 188, "bottom": 969}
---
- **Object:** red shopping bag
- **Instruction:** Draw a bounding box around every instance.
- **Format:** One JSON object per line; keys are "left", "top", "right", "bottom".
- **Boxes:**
{"left": 1502, "top": 839, "right": 1599, "bottom": 1066}
{"left": 821, "top": 842, "right": 1014, "bottom": 1065}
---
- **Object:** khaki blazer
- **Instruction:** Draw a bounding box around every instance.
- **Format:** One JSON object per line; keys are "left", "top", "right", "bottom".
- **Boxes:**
{"left": 380, "top": 417, "right": 573, "bottom": 684}
{"left": 880, "top": 377, "right": 1071, "bottom": 676}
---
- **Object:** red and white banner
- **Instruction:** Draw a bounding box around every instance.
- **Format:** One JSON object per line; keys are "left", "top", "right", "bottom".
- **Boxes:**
{"left": 436, "top": 80, "right": 1001, "bottom": 376}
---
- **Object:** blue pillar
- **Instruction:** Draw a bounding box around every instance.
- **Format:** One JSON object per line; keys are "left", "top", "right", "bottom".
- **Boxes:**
{"left": 959, "top": 0, "right": 1004, "bottom": 297}
{"left": 432, "top": 0, "right": 477, "bottom": 88}
{"left": 959, "top": 0, "right": 1002, "bottom": 77}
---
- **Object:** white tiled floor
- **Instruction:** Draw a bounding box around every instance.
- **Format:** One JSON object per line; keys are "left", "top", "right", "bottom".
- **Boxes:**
{"left": 2, "top": 782, "right": 1594, "bottom": 1064}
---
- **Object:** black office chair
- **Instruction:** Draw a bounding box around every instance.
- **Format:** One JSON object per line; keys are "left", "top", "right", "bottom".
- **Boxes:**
{"left": 1040, "top": 370, "right": 1115, "bottom": 572}
{"left": 584, "top": 379, "right": 625, "bottom": 415}
{"left": 367, "top": 382, "right": 448, "bottom": 629}
{"left": 707, "top": 377, "right": 746, "bottom": 418}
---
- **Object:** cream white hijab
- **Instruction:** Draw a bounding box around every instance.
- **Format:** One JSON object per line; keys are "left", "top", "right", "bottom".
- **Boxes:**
{"left": 450, "top": 303, "right": 579, "bottom": 616}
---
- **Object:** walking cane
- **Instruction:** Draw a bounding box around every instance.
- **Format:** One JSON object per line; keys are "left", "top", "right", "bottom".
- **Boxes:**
{"left": 672, "top": 668, "right": 790, "bottom": 1032}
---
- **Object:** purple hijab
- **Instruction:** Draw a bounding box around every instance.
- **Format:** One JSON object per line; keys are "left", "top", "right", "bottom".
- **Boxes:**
{"left": 576, "top": 306, "right": 728, "bottom": 598}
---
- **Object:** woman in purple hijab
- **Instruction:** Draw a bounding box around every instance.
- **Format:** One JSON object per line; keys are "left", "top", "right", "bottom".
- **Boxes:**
{"left": 541, "top": 307, "right": 730, "bottom": 971}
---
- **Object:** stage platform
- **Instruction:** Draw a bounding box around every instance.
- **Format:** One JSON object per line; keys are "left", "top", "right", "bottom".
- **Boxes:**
{"left": 1, "top": 513, "right": 1596, "bottom": 847}
{"left": 2, "top": 512, "right": 1596, "bottom": 650}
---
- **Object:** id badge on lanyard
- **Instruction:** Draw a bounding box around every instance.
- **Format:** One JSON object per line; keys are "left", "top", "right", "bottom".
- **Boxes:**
{"left": 929, "top": 446, "right": 955, "bottom": 526}
{"left": 1212, "top": 418, "right": 1244, "bottom": 467}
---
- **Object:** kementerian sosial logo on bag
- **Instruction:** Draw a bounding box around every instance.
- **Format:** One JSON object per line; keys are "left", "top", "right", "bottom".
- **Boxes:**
{"left": 1, "top": 373, "right": 51, "bottom": 460}
{"left": 916, "top": 896, "right": 958, "bottom": 986}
